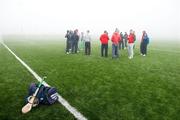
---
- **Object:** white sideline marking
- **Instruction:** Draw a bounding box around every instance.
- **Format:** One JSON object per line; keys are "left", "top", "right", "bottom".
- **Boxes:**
{"left": 1, "top": 42, "right": 87, "bottom": 120}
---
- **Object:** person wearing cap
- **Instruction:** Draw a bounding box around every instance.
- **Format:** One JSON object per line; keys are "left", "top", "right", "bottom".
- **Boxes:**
{"left": 140, "top": 31, "right": 149, "bottom": 56}
{"left": 71, "top": 29, "right": 79, "bottom": 54}
{"left": 84, "top": 30, "right": 91, "bottom": 55}
{"left": 111, "top": 28, "right": 121, "bottom": 58}
{"left": 128, "top": 29, "right": 135, "bottom": 59}
{"left": 100, "top": 30, "right": 109, "bottom": 57}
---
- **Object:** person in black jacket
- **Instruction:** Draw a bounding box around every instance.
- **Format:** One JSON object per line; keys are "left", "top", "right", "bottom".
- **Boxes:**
{"left": 140, "top": 31, "right": 149, "bottom": 56}
{"left": 71, "top": 29, "right": 79, "bottom": 54}
{"left": 65, "top": 30, "right": 71, "bottom": 54}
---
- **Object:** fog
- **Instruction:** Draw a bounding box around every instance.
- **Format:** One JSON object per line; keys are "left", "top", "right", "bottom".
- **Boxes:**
{"left": 0, "top": 0, "right": 180, "bottom": 40}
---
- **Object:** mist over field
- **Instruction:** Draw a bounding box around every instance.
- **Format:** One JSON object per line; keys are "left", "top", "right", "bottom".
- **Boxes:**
{"left": 0, "top": 0, "right": 180, "bottom": 40}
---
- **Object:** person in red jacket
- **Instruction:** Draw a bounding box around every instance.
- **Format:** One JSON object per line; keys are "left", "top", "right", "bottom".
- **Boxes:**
{"left": 111, "top": 28, "right": 121, "bottom": 58}
{"left": 128, "top": 29, "right": 135, "bottom": 59}
{"left": 100, "top": 30, "right": 109, "bottom": 57}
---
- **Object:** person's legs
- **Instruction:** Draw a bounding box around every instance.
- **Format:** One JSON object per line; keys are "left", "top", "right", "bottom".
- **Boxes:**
{"left": 85, "top": 42, "right": 88, "bottom": 55}
{"left": 75, "top": 42, "right": 78, "bottom": 53}
{"left": 86, "top": 42, "right": 90, "bottom": 55}
{"left": 129, "top": 43, "right": 133, "bottom": 58}
{"left": 115, "top": 45, "right": 117, "bottom": 56}
{"left": 122, "top": 40, "right": 124, "bottom": 49}
{"left": 76, "top": 41, "right": 79, "bottom": 53}
{"left": 128, "top": 43, "right": 134, "bottom": 59}
{"left": 105, "top": 44, "right": 108, "bottom": 57}
{"left": 101, "top": 44, "right": 104, "bottom": 57}
{"left": 125, "top": 40, "right": 127, "bottom": 48}
{"left": 112, "top": 44, "right": 116, "bottom": 58}
{"left": 71, "top": 42, "right": 74, "bottom": 53}
{"left": 66, "top": 40, "right": 69, "bottom": 53}
{"left": 144, "top": 44, "right": 147, "bottom": 55}
{"left": 140, "top": 43, "right": 143, "bottom": 55}
{"left": 142, "top": 43, "right": 145, "bottom": 55}
{"left": 118, "top": 42, "right": 120, "bottom": 50}
{"left": 131, "top": 43, "right": 134, "bottom": 58}
{"left": 116, "top": 45, "right": 119, "bottom": 58}
{"left": 69, "top": 41, "right": 72, "bottom": 53}
{"left": 142, "top": 43, "right": 147, "bottom": 55}
{"left": 128, "top": 43, "right": 131, "bottom": 58}
{"left": 89, "top": 42, "right": 91, "bottom": 55}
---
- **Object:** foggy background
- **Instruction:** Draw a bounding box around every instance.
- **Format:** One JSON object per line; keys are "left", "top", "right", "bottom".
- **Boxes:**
{"left": 0, "top": 0, "right": 180, "bottom": 40}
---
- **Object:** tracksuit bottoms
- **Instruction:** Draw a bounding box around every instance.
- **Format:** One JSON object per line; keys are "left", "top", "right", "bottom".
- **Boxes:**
{"left": 128, "top": 43, "right": 134, "bottom": 58}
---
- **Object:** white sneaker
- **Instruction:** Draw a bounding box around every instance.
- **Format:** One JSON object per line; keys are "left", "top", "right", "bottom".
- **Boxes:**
{"left": 143, "top": 54, "right": 146, "bottom": 56}
{"left": 129, "top": 57, "right": 132, "bottom": 59}
{"left": 66, "top": 52, "right": 69, "bottom": 54}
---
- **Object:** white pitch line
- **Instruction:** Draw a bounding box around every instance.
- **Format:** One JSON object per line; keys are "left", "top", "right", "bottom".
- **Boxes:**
{"left": 1, "top": 42, "right": 87, "bottom": 120}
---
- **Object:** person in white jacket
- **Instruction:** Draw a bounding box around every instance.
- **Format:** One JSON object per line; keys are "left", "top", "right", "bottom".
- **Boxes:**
{"left": 84, "top": 30, "right": 91, "bottom": 55}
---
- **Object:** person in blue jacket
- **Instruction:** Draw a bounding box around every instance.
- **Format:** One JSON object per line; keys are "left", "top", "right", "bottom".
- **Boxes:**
{"left": 140, "top": 31, "right": 149, "bottom": 56}
{"left": 71, "top": 29, "right": 79, "bottom": 54}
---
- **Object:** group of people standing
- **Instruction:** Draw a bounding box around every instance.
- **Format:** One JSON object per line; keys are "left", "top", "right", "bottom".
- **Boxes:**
{"left": 65, "top": 28, "right": 149, "bottom": 59}
{"left": 65, "top": 29, "right": 91, "bottom": 55}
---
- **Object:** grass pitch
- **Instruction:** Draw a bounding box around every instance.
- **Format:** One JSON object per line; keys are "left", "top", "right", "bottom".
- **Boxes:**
{"left": 0, "top": 36, "right": 180, "bottom": 120}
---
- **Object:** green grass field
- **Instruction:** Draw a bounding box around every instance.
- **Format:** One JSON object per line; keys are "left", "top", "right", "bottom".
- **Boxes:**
{"left": 0, "top": 36, "right": 180, "bottom": 120}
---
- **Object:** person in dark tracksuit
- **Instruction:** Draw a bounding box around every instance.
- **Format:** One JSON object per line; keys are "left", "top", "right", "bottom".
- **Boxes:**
{"left": 100, "top": 31, "right": 109, "bottom": 57}
{"left": 65, "top": 30, "right": 71, "bottom": 54}
{"left": 140, "top": 31, "right": 149, "bottom": 56}
{"left": 119, "top": 32, "right": 124, "bottom": 50}
{"left": 124, "top": 32, "right": 128, "bottom": 49}
{"left": 69, "top": 30, "right": 74, "bottom": 53}
{"left": 84, "top": 30, "right": 91, "bottom": 55}
{"left": 71, "top": 29, "right": 79, "bottom": 54}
